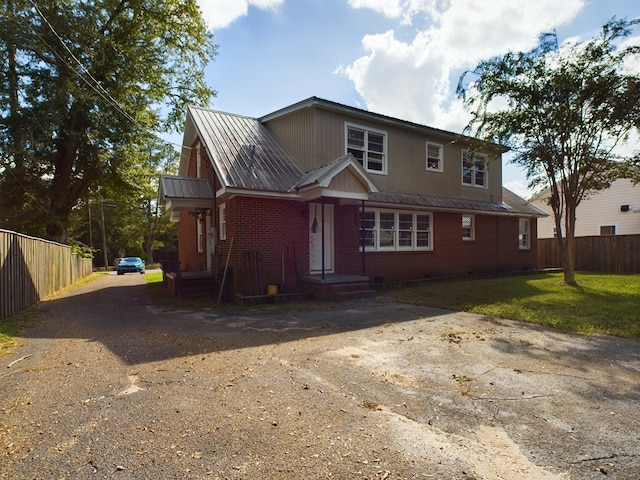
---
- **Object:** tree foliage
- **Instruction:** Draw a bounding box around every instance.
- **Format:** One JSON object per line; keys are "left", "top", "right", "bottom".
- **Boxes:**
{"left": 457, "top": 18, "right": 640, "bottom": 285}
{"left": 0, "top": 0, "right": 215, "bottom": 242}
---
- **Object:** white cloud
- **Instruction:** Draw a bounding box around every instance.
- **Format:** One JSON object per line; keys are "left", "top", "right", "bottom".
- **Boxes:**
{"left": 342, "top": 0, "right": 585, "bottom": 131}
{"left": 348, "top": 0, "right": 403, "bottom": 19}
{"left": 197, "top": 0, "right": 284, "bottom": 30}
{"left": 348, "top": 0, "right": 440, "bottom": 24}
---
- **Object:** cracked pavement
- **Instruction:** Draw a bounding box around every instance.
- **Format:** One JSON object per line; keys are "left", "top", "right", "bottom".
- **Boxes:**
{"left": 1, "top": 271, "right": 639, "bottom": 479}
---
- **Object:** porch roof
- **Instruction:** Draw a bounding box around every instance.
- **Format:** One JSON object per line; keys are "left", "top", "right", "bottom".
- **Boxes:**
{"left": 368, "top": 187, "right": 548, "bottom": 217}
{"left": 289, "top": 154, "right": 378, "bottom": 200}
{"left": 158, "top": 174, "right": 214, "bottom": 211}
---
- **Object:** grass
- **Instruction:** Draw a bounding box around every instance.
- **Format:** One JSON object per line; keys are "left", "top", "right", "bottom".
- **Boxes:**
{"left": 0, "top": 272, "right": 108, "bottom": 355}
{"left": 386, "top": 272, "right": 640, "bottom": 341}
{"left": 0, "top": 307, "right": 38, "bottom": 355}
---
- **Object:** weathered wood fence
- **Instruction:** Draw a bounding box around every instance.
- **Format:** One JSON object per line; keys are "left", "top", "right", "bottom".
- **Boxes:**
{"left": 0, "top": 229, "right": 93, "bottom": 320}
{"left": 537, "top": 234, "right": 640, "bottom": 273}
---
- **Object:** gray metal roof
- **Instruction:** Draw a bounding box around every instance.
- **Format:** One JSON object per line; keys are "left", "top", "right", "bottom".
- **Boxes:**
{"left": 502, "top": 187, "right": 549, "bottom": 216}
{"left": 159, "top": 174, "right": 214, "bottom": 200}
{"left": 368, "top": 187, "right": 548, "bottom": 217}
{"left": 289, "top": 154, "right": 378, "bottom": 193}
{"left": 188, "top": 106, "right": 304, "bottom": 192}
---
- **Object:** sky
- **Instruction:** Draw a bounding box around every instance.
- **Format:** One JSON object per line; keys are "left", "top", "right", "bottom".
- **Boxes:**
{"left": 192, "top": 0, "right": 640, "bottom": 198}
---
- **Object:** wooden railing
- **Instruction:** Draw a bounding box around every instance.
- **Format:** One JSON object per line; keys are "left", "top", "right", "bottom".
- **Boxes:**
{"left": 0, "top": 229, "right": 93, "bottom": 320}
{"left": 537, "top": 234, "right": 640, "bottom": 273}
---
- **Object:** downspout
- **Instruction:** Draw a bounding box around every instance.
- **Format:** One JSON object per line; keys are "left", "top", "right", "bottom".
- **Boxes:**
{"left": 321, "top": 196, "right": 325, "bottom": 280}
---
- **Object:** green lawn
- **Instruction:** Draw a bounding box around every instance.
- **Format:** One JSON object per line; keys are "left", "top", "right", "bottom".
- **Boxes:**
{"left": 386, "top": 272, "right": 640, "bottom": 341}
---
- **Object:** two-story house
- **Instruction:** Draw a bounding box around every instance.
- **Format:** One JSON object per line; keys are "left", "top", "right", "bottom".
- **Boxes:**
{"left": 530, "top": 178, "right": 640, "bottom": 239}
{"left": 159, "top": 97, "right": 546, "bottom": 300}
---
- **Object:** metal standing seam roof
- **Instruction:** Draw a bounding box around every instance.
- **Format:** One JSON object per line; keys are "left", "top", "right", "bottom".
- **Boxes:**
{"left": 188, "top": 106, "right": 304, "bottom": 192}
{"left": 368, "top": 187, "right": 548, "bottom": 217}
{"left": 182, "top": 104, "right": 545, "bottom": 217}
{"left": 159, "top": 174, "right": 214, "bottom": 200}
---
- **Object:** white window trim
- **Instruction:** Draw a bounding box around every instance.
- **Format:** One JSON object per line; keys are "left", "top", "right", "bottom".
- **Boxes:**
{"left": 197, "top": 214, "right": 204, "bottom": 253}
{"left": 361, "top": 209, "right": 433, "bottom": 252}
{"left": 426, "top": 142, "right": 444, "bottom": 172}
{"left": 462, "top": 214, "right": 475, "bottom": 241}
{"left": 219, "top": 203, "right": 227, "bottom": 240}
{"left": 195, "top": 141, "right": 202, "bottom": 178}
{"left": 461, "top": 150, "right": 488, "bottom": 188}
{"left": 519, "top": 218, "right": 531, "bottom": 250}
{"left": 345, "top": 122, "right": 388, "bottom": 175}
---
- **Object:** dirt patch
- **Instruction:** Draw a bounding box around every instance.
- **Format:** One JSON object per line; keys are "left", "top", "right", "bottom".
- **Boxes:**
{"left": 1, "top": 273, "right": 639, "bottom": 479}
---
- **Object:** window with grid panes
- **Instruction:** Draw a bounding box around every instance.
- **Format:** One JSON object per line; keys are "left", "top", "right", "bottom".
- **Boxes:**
{"left": 426, "top": 143, "right": 443, "bottom": 171}
{"left": 462, "top": 214, "right": 474, "bottom": 240}
{"left": 416, "top": 214, "right": 431, "bottom": 248}
{"left": 519, "top": 218, "right": 530, "bottom": 249}
{"left": 361, "top": 210, "right": 376, "bottom": 248}
{"left": 379, "top": 212, "right": 395, "bottom": 248}
{"left": 359, "top": 210, "right": 433, "bottom": 251}
{"left": 398, "top": 213, "right": 413, "bottom": 247}
{"left": 462, "top": 151, "right": 487, "bottom": 187}
{"left": 346, "top": 124, "right": 387, "bottom": 173}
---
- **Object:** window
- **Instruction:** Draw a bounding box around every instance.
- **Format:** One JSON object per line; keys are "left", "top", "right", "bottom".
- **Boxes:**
{"left": 360, "top": 209, "right": 432, "bottom": 251}
{"left": 462, "top": 214, "right": 474, "bottom": 240}
{"left": 196, "top": 145, "right": 202, "bottom": 178}
{"left": 346, "top": 123, "right": 387, "bottom": 174}
{"left": 462, "top": 150, "right": 487, "bottom": 187}
{"left": 519, "top": 218, "right": 530, "bottom": 249}
{"left": 426, "top": 143, "right": 443, "bottom": 172}
{"left": 219, "top": 203, "right": 227, "bottom": 240}
{"left": 600, "top": 225, "right": 616, "bottom": 236}
{"left": 379, "top": 212, "right": 395, "bottom": 249}
{"left": 361, "top": 211, "right": 376, "bottom": 248}
{"left": 197, "top": 215, "right": 204, "bottom": 253}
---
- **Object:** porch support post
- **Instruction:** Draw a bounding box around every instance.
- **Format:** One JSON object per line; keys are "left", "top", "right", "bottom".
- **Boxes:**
{"left": 321, "top": 196, "right": 325, "bottom": 280}
{"left": 361, "top": 200, "right": 365, "bottom": 277}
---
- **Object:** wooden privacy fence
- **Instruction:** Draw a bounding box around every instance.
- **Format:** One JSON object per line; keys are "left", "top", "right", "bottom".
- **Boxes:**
{"left": 537, "top": 234, "right": 640, "bottom": 273}
{"left": 0, "top": 229, "right": 93, "bottom": 320}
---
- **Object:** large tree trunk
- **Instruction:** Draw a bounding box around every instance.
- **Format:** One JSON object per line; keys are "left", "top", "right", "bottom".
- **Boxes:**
{"left": 562, "top": 197, "right": 578, "bottom": 286}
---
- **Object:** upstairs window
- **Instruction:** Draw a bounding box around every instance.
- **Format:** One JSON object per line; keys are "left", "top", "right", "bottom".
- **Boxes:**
{"left": 519, "top": 218, "right": 531, "bottom": 249}
{"left": 426, "top": 143, "right": 443, "bottom": 172}
{"left": 346, "top": 123, "right": 387, "bottom": 174}
{"left": 462, "top": 150, "right": 487, "bottom": 188}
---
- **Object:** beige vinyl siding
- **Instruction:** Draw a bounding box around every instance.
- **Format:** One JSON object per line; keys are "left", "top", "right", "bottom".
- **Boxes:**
{"left": 531, "top": 178, "right": 640, "bottom": 238}
{"left": 265, "top": 105, "right": 502, "bottom": 203}
{"left": 330, "top": 168, "right": 369, "bottom": 195}
{"left": 264, "top": 108, "right": 318, "bottom": 172}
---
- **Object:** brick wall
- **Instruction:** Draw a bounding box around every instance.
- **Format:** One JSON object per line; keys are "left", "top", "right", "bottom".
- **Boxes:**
{"left": 334, "top": 208, "right": 538, "bottom": 283}
{"left": 218, "top": 195, "right": 309, "bottom": 296}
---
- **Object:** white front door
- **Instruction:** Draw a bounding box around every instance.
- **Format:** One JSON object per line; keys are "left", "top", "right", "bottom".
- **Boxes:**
{"left": 309, "top": 202, "right": 334, "bottom": 273}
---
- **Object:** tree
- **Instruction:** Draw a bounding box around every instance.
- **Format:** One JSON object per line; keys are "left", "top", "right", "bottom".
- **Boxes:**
{"left": 0, "top": 0, "right": 215, "bottom": 242}
{"left": 67, "top": 137, "right": 179, "bottom": 266}
{"left": 457, "top": 18, "right": 640, "bottom": 285}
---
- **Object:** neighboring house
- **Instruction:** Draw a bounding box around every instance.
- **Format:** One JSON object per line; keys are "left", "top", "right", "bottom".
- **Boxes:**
{"left": 530, "top": 178, "right": 640, "bottom": 239}
{"left": 159, "top": 97, "right": 546, "bottom": 300}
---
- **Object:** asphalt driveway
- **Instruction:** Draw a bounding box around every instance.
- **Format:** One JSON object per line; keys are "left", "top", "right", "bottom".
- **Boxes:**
{"left": 1, "top": 272, "right": 639, "bottom": 479}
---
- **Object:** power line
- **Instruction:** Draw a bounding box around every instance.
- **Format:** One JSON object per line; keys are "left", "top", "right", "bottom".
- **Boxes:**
{"left": 26, "top": 0, "right": 192, "bottom": 154}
